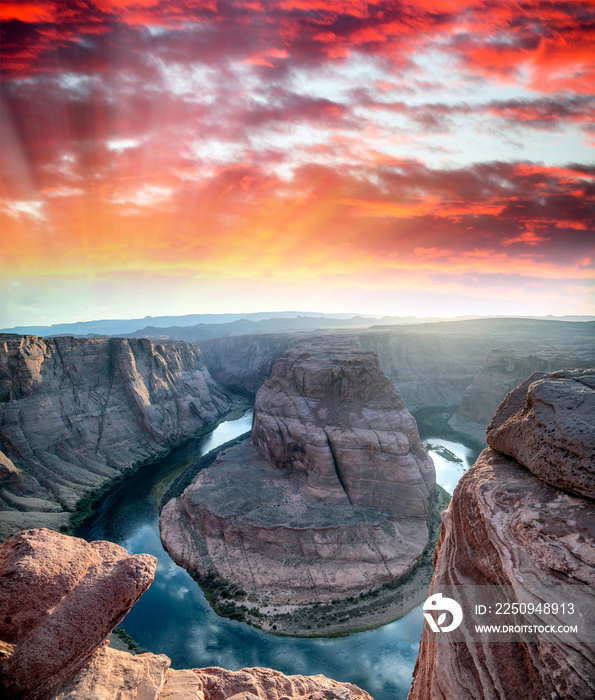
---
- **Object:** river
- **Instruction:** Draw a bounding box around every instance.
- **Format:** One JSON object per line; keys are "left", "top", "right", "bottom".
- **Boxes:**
{"left": 76, "top": 410, "right": 478, "bottom": 700}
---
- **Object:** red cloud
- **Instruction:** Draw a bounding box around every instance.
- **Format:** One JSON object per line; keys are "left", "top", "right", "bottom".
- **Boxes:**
{"left": 2, "top": 0, "right": 593, "bottom": 94}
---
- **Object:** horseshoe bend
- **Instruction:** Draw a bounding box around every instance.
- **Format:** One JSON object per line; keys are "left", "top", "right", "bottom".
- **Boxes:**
{"left": 159, "top": 339, "right": 441, "bottom": 634}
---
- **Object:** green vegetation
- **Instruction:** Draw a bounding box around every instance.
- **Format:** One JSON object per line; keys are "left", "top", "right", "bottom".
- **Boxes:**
{"left": 63, "top": 462, "right": 140, "bottom": 535}
{"left": 159, "top": 431, "right": 250, "bottom": 508}
{"left": 193, "top": 483, "right": 452, "bottom": 637}
{"left": 64, "top": 403, "right": 251, "bottom": 536}
{"left": 112, "top": 626, "right": 149, "bottom": 655}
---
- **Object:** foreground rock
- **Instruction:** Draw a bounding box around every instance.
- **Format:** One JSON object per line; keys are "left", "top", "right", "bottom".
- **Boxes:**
{"left": 0, "top": 528, "right": 371, "bottom": 700}
{"left": 487, "top": 369, "right": 595, "bottom": 500}
{"left": 408, "top": 370, "right": 595, "bottom": 700}
{"left": 0, "top": 528, "right": 157, "bottom": 700}
{"left": 0, "top": 335, "right": 233, "bottom": 539}
{"left": 161, "top": 340, "right": 436, "bottom": 633}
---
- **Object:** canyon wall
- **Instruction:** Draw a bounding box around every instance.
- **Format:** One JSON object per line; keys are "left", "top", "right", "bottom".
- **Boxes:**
{"left": 408, "top": 369, "right": 595, "bottom": 700}
{"left": 452, "top": 343, "right": 595, "bottom": 440}
{"left": 199, "top": 330, "right": 496, "bottom": 408}
{"left": 0, "top": 335, "right": 232, "bottom": 540}
{"left": 161, "top": 340, "right": 436, "bottom": 633}
{"left": 199, "top": 322, "right": 594, "bottom": 442}
{"left": 0, "top": 528, "right": 371, "bottom": 700}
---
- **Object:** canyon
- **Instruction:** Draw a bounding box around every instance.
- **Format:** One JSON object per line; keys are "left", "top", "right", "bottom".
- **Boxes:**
{"left": 0, "top": 335, "right": 234, "bottom": 540}
{"left": 160, "top": 339, "right": 439, "bottom": 634}
{"left": 198, "top": 319, "right": 595, "bottom": 422}
{"left": 0, "top": 320, "right": 593, "bottom": 698}
{"left": 408, "top": 369, "right": 595, "bottom": 700}
{"left": 1, "top": 319, "right": 591, "bottom": 543}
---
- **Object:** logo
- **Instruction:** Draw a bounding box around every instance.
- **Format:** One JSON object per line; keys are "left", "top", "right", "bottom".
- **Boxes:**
{"left": 423, "top": 593, "right": 463, "bottom": 633}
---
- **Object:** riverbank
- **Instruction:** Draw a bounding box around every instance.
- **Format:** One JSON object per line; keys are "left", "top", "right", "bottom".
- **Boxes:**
{"left": 412, "top": 406, "right": 486, "bottom": 457}
{"left": 66, "top": 401, "right": 251, "bottom": 535}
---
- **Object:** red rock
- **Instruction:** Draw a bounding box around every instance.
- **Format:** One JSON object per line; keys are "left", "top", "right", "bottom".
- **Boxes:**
{"left": 0, "top": 527, "right": 372, "bottom": 700}
{"left": 0, "top": 528, "right": 157, "bottom": 700}
{"left": 408, "top": 370, "right": 595, "bottom": 700}
{"left": 188, "top": 666, "right": 372, "bottom": 700}
{"left": 161, "top": 340, "right": 434, "bottom": 615}
{"left": 487, "top": 369, "right": 595, "bottom": 499}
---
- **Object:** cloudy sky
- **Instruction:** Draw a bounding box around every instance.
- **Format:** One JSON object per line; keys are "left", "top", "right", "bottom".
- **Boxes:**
{"left": 1, "top": 0, "right": 594, "bottom": 326}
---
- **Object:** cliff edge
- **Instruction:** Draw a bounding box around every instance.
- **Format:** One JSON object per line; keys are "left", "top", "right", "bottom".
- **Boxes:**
{"left": 0, "top": 335, "right": 233, "bottom": 539}
{"left": 408, "top": 369, "right": 595, "bottom": 700}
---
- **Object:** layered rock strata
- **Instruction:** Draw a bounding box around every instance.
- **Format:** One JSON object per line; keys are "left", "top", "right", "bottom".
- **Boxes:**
{"left": 0, "top": 335, "right": 232, "bottom": 539}
{"left": 0, "top": 528, "right": 371, "bottom": 700}
{"left": 161, "top": 341, "right": 435, "bottom": 628}
{"left": 452, "top": 344, "right": 595, "bottom": 440}
{"left": 408, "top": 369, "right": 595, "bottom": 700}
{"left": 199, "top": 330, "right": 496, "bottom": 408}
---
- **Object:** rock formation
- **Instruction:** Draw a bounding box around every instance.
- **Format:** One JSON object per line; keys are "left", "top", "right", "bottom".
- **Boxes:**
{"left": 408, "top": 369, "right": 595, "bottom": 700}
{"left": 487, "top": 369, "right": 595, "bottom": 500}
{"left": 0, "top": 528, "right": 157, "bottom": 699}
{"left": 199, "top": 329, "right": 496, "bottom": 408}
{"left": 161, "top": 340, "right": 435, "bottom": 631}
{"left": 0, "top": 528, "right": 371, "bottom": 700}
{"left": 0, "top": 335, "right": 233, "bottom": 540}
{"left": 198, "top": 320, "right": 594, "bottom": 419}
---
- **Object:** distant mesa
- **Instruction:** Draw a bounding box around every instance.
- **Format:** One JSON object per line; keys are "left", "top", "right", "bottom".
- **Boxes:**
{"left": 160, "top": 339, "right": 436, "bottom": 633}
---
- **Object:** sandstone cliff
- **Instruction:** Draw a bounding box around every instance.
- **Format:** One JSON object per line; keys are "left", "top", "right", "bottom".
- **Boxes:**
{"left": 199, "top": 321, "right": 594, "bottom": 425}
{"left": 408, "top": 369, "right": 595, "bottom": 700}
{"left": 0, "top": 528, "right": 372, "bottom": 700}
{"left": 0, "top": 335, "right": 232, "bottom": 540}
{"left": 161, "top": 340, "right": 436, "bottom": 634}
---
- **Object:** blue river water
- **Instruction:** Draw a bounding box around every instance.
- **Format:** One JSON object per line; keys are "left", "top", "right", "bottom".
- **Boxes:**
{"left": 76, "top": 410, "right": 476, "bottom": 700}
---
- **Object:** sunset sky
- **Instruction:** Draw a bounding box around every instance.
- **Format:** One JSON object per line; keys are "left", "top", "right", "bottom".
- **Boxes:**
{"left": 1, "top": 0, "right": 594, "bottom": 327}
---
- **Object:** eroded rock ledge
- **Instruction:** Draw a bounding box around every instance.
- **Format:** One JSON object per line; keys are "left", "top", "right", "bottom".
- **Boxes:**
{"left": 0, "top": 528, "right": 371, "bottom": 700}
{"left": 408, "top": 369, "right": 595, "bottom": 700}
{"left": 160, "top": 340, "right": 436, "bottom": 633}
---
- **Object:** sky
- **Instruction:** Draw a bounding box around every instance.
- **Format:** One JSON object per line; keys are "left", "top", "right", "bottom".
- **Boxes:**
{"left": 1, "top": 0, "right": 594, "bottom": 327}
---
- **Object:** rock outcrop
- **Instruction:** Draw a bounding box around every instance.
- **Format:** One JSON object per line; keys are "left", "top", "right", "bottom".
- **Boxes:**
{"left": 0, "top": 528, "right": 157, "bottom": 700}
{"left": 408, "top": 369, "right": 595, "bottom": 700}
{"left": 0, "top": 528, "right": 371, "bottom": 700}
{"left": 199, "top": 329, "right": 496, "bottom": 408}
{"left": 487, "top": 369, "right": 595, "bottom": 500}
{"left": 199, "top": 320, "right": 594, "bottom": 425}
{"left": 251, "top": 341, "right": 434, "bottom": 516}
{"left": 161, "top": 340, "right": 435, "bottom": 632}
{"left": 0, "top": 335, "right": 233, "bottom": 539}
